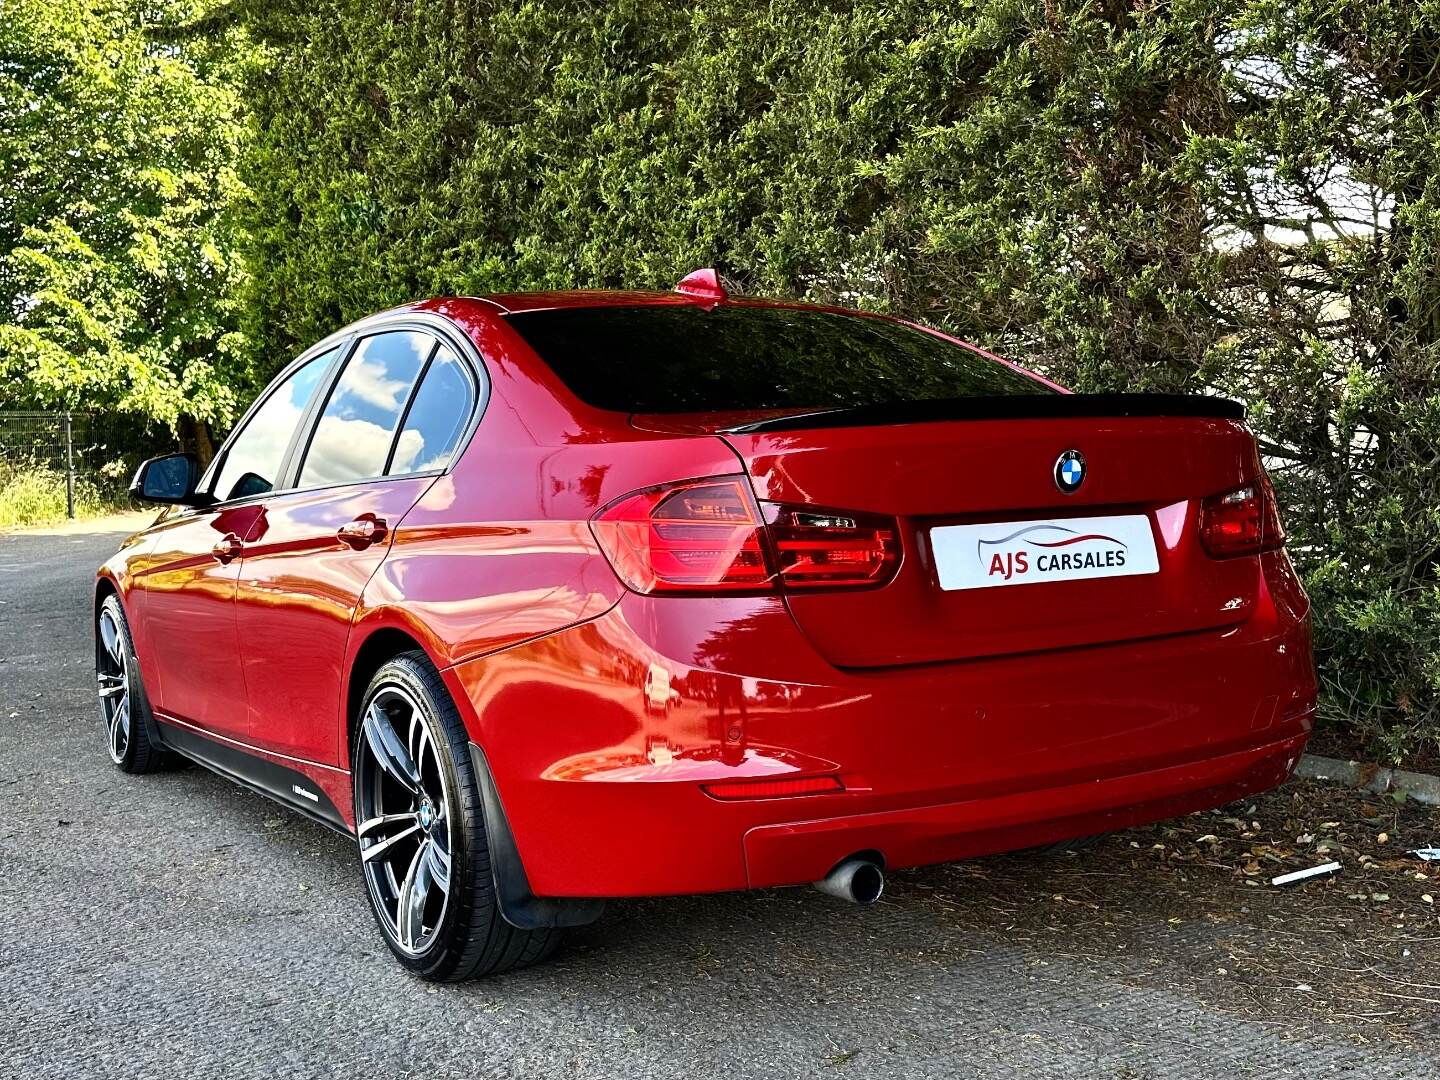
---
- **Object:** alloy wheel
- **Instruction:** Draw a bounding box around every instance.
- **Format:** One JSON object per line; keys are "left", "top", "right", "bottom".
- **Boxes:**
{"left": 97, "top": 608, "right": 130, "bottom": 764}
{"left": 355, "top": 686, "right": 454, "bottom": 958}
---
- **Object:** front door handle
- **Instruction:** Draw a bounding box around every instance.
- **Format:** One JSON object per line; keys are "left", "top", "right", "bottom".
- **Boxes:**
{"left": 212, "top": 533, "right": 244, "bottom": 564}
{"left": 337, "top": 514, "right": 388, "bottom": 551}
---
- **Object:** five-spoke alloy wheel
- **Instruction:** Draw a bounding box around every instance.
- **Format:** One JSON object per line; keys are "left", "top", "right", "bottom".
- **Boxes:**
{"left": 95, "top": 594, "right": 169, "bottom": 773}
{"left": 351, "top": 652, "right": 559, "bottom": 980}
{"left": 97, "top": 604, "right": 132, "bottom": 764}
{"left": 356, "top": 685, "right": 455, "bottom": 958}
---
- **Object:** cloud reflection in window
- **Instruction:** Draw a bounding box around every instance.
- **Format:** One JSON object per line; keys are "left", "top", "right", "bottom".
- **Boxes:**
{"left": 300, "top": 331, "right": 432, "bottom": 487}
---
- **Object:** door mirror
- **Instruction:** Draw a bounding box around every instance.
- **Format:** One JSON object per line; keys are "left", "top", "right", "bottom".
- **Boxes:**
{"left": 130, "top": 453, "right": 206, "bottom": 506}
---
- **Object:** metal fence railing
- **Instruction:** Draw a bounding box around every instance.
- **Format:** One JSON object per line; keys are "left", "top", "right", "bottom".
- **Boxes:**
{"left": 0, "top": 410, "right": 174, "bottom": 523}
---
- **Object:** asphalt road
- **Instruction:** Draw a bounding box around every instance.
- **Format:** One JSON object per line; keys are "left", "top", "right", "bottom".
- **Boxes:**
{"left": 2, "top": 517, "right": 1436, "bottom": 1079}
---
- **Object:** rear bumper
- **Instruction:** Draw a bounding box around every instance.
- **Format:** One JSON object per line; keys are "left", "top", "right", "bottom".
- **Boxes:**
{"left": 742, "top": 730, "right": 1306, "bottom": 888}
{"left": 445, "top": 551, "right": 1315, "bottom": 898}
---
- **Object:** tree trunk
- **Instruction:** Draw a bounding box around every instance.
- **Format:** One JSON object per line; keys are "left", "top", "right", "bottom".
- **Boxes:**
{"left": 186, "top": 415, "right": 216, "bottom": 467}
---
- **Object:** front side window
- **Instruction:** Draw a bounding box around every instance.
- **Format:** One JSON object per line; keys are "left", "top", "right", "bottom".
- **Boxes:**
{"left": 388, "top": 345, "right": 474, "bottom": 476}
{"left": 211, "top": 348, "right": 336, "bottom": 503}
{"left": 299, "top": 331, "right": 433, "bottom": 488}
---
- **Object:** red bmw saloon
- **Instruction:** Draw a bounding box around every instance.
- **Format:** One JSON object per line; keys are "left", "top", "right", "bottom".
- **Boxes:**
{"left": 97, "top": 270, "right": 1316, "bottom": 980}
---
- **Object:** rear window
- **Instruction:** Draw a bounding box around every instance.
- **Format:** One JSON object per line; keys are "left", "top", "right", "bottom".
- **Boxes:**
{"left": 503, "top": 305, "right": 1051, "bottom": 413}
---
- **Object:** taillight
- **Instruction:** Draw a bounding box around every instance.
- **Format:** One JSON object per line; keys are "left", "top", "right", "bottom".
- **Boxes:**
{"left": 591, "top": 476, "right": 901, "bottom": 595}
{"left": 1199, "top": 475, "right": 1285, "bottom": 558}
{"left": 762, "top": 504, "right": 899, "bottom": 589}
{"left": 590, "top": 478, "right": 770, "bottom": 593}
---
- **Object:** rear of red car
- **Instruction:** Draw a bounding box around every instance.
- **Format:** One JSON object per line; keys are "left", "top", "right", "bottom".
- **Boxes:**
{"left": 463, "top": 297, "right": 1315, "bottom": 899}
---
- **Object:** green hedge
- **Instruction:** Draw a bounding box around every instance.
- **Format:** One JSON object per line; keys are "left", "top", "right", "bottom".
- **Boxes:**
{"left": 237, "top": 0, "right": 1440, "bottom": 762}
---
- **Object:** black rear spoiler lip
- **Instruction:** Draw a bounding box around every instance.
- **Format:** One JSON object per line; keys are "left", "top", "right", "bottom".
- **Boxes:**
{"left": 719, "top": 394, "right": 1246, "bottom": 434}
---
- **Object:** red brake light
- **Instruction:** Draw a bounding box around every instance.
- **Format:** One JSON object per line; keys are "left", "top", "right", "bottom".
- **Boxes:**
{"left": 591, "top": 476, "right": 901, "bottom": 595}
{"left": 591, "top": 478, "right": 771, "bottom": 593}
{"left": 1199, "top": 475, "right": 1285, "bottom": 558}
{"left": 763, "top": 504, "right": 900, "bottom": 589}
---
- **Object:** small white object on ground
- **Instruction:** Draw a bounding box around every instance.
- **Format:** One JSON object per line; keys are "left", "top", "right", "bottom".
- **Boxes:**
{"left": 1410, "top": 848, "right": 1440, "bottom": 862}
{"left": 1270, "top": 861, "right": 1342, "bottom": 886}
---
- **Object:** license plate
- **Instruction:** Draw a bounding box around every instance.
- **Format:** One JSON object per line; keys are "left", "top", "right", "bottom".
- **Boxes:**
{"left": 930, "top": 514, "right": 1159, "bottom": 591}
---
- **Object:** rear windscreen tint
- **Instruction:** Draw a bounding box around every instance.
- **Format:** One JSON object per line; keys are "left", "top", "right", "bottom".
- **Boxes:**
{"left": 503, "top": 305, "right": 1051, "bottom": 413}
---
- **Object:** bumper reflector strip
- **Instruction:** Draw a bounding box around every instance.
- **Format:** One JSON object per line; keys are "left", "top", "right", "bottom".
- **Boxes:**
{"left": 702, "top": 775, "right": 845, "bottom": 801}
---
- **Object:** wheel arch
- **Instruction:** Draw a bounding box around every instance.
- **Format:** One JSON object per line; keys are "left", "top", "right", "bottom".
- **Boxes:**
{"left": 93, "top": 572, "right": 120, "bottom": 622}
{"left": 344, "top": 619, "right": 603, "bottom": 932}
{"left": 344, "top": 624, "right": 433, "bottom": 761}
{"left": 93, "top": 574, "right": 129, "bottom": 670}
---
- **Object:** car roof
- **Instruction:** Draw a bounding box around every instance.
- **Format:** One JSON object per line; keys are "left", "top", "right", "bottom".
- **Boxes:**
{"left": 472, "top": 289, "right": 701, "bottom": 314}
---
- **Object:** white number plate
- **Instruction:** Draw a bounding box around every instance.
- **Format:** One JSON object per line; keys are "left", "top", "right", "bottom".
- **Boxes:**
{"left": 930, "top": 514, "right": 1159, "bottom": 591}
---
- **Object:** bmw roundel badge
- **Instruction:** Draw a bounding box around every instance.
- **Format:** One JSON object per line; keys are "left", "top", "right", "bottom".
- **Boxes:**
{"left": 1054, "top": 449, "right": 1086, "bottom": 494}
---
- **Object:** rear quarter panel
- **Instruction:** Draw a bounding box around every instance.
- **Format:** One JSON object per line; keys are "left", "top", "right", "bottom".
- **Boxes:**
{"left": 352, "top": 301, "right": 749, "bottom": 670}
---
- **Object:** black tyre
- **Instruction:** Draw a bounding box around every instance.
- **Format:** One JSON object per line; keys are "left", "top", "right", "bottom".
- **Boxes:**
{"left": 96, "top": 593, "right": 173, "bottom": 773}
{"left": 351, "top": 651, "right": 560, "bottom": 980}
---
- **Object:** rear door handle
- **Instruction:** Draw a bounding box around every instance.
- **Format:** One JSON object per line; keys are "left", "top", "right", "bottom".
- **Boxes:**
{"left": 211, "top": 533, "right": 244, "bottom": 564}
{"left": 337, "top": 514, "right": 388, "bottom": 550}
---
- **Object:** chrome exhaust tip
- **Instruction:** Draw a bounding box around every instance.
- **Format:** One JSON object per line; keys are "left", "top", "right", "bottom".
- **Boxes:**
{"left": 813, "top": 857, "right": 885, "bottom": 905}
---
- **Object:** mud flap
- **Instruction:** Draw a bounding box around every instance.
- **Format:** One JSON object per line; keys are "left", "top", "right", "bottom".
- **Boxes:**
{"left": 468, "top": 742, "right": 605, "bottom": 930}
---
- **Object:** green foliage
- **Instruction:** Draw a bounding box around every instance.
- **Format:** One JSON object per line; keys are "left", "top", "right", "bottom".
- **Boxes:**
{"left": 0, "top": 0, "right": 252, "bottom": 431}
{"left": 0, "top": 459, "right": 103, "bottom": 527}
{"left": 5, "top": 0, "right": 1437, "bottom": 761}
{"left": 235, "top": 0, "right": 1440, "bottom": 762}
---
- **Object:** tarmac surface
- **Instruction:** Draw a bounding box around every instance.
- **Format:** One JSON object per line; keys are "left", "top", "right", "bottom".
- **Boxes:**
{"left": 2, "top": 516, "right": 1436, "bottom": 1078}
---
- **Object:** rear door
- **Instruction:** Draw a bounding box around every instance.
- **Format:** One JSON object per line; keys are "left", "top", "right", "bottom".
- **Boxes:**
{"left": 235, "top": 326, "right": 480, "bottom": 765}
{"left": 132, "top": 347, "right": 337, "bottom": 740}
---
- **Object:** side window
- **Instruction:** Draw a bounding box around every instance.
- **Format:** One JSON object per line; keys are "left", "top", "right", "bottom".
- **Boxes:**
{"left": 211, "top": 348, "right": 335, "bottom": 503}
{"left": 299, "top": 331, "right": 432, "bottom": 488}
{"left": 388, "top": 345, "right": 474, "bottom": 476}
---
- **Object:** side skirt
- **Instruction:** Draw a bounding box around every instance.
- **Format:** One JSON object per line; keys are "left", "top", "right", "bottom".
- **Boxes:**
{"left": 155, "top": 718, "right": 350, "bottom": 835}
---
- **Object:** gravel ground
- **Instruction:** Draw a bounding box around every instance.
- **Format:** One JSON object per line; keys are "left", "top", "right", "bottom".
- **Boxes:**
{"left": 2, "top": 516, "right": 1438, "bottom": 1079}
